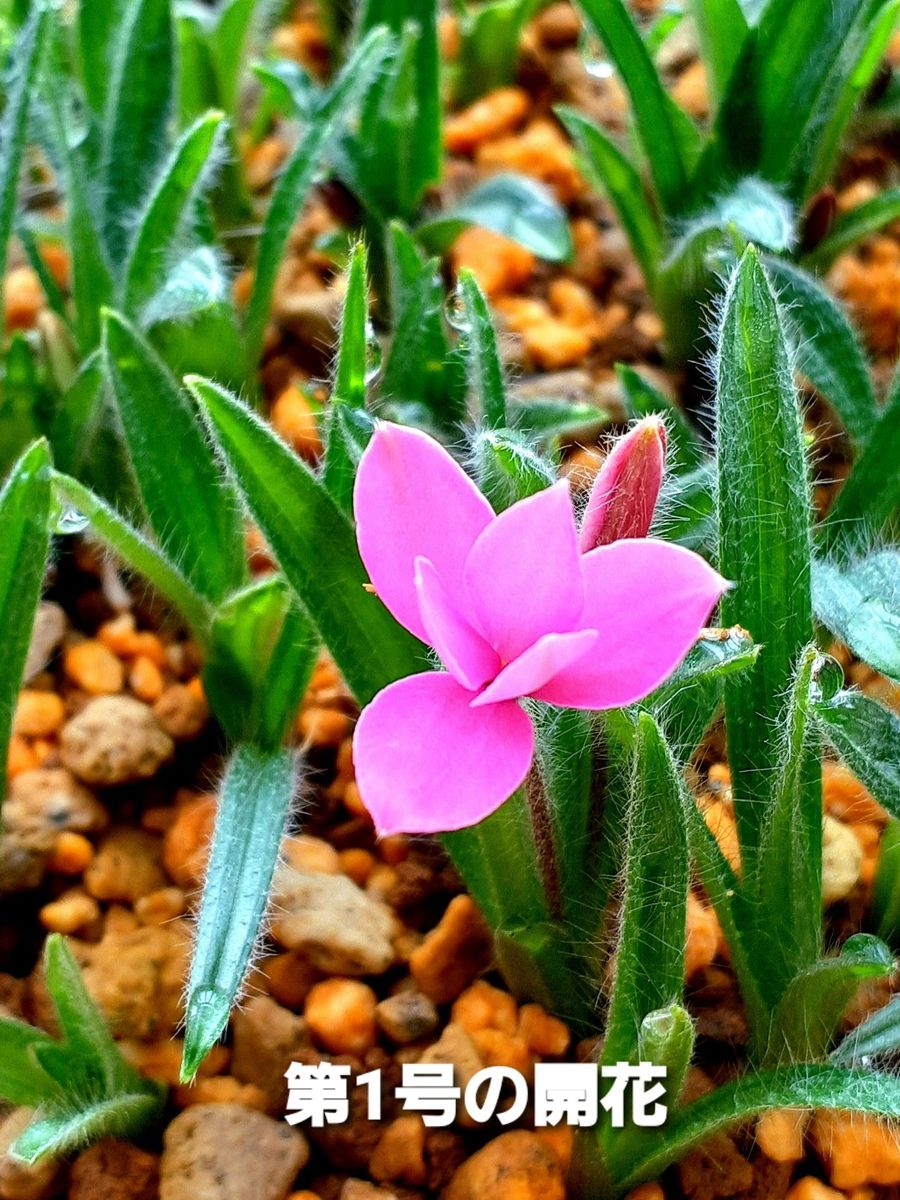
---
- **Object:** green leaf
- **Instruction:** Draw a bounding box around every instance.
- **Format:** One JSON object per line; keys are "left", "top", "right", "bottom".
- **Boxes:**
{"left": 99, "top": 0, "right": 175, "bottom": 261}
{"left": 814, "top": 688, "right": 900, "bottom": 819}
{"left": 456, "top": 269, "right": 507, "bottom": 429}
{"left": 471, "top": 429, "right": 556, "bottom": 513}
{"left": 12, "top": 1090, "right": 164, "bottom": 1165}
{"left": 182, "top": 744, "right": 296, "bottom": 1080}
{"left": 188, "top": 376, "right": 425, "bottom": 704}
{"left": 716, "top": 248, "right": 814, "bottom": 867}
{"left": 417, "top": 173, "right": 572, "bottom": 262}
{"left": 204, "top": 577, "right": 318, "bottom": 748}
{"left": 752, "top": 646, "right": 823, "bottom": 1026}
{"left": 771, "top": 935, "right": 895, "bottom": 1062}
{"left": 0, "top": 3, "right": 49, "bottom": 341}
{"left": 657, "top": 460, "right": 716, "bottom": 553}
{"left": 0, "top": 1018, "right": 56, "bottom": 1108}
{"left": 508, "top": 398, "right": 609, "bottom": 443}
{"left": 63, "top": 152, "right": 116, "bottom": 354}
{"left": 610, "top": 1065, "right": 900, "bottom": 1191}
{"left": 690, "top": 0, "right": 748, "bottom": 105}
{"left": 453, "top": 0, "right": 541, "bottom": 104}
{"left": 823, "top": 367, "right": 900, "bottom": 547}
{"left": 556, "top": 107, "right": 661, "bottom": 289}
{"left": 831, "top": 994, "right": 900, "bottom": 1064}
{"left": 332, "top": 242, "right": 371, "bottom": 411}
{"left": 616, "top": 364, "right": 704, "bottom": 474}
{"left": 102, "top": 310, "right": 246, "bottom": 603}
{"left": 574, "top": 0, "right": 698, "bottom": 214}
{"left": 603, "top": 713, "right": 688, "bottom": 1067}
{"left": 244, "top": 26, "right": 390, "bottom": 368}
{"left": 763, "top": 257, "right": 877, "bottom": 450}
{"left": 78, "top": 0, "right": 129, "bottom": 116}
{"left": 637, "top": 1004, "right": 695, "bottom": 1108}
{"left": 813, "top": 551, "right": 900, "bottom": 680}
{"left": 322, "top": 405, "right": 376, "bottom": 515}
{"left": 0, "top": 336, "right": 46, "bottom": 475}
{"left": 0, "top": 441, "right": 50, "bottom": 808}
{"left": 805, "top": 185, "right": 900, "bottom": 270}
{"left": 873, "top": 818, "right": 900, "bottom": 944}
{"left": 51, "top": 472, "right": 213, "bottom": 643}
{"left": 123, "top": 111, "right": 225, "bottom": 312}
{"left": 380, "top": 223, "right": 465, "bottom": 428}
{"left": 16, "top": 223, "right": 72, "bottom": 334}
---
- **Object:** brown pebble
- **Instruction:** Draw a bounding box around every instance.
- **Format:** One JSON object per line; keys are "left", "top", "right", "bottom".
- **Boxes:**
{"left": 442, "top": 1130, "right": 566, "bottom": 1200}
{"left": 305, "top": 978, "right": 377, "bottom": 1055}
{"left": 376, "top": 990, "right": 440, "bottom": 1045}
{"left": 69, "top": 1138, "right": 159, "bottom": 1200}
{"left": 409, "top": 895, "right": 493, "bottom": 1004}
{"left": 153, "top": 683, "right": 209, "bottom": 740}
{"left": 84, "top": 828, "right": 167, "bottom": 903}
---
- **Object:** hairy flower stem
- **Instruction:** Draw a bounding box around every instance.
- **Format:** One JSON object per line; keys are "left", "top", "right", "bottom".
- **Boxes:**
{"left": 525, "top": 764, "right": 563, "bottom": 922}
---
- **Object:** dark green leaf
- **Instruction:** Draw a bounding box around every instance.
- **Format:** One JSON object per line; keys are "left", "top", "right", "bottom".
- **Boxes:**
{"left": 453, "top": 0, "right": 541, "bottom": 104}
{"left": 690, "top": 0, "right": 748, "bottom": 104}
{"left": 813, "top": 551, "right": 900, "bottom": 681}
{"left": 332, "top": 242, "right": 371, "bottom": 411}
{"left": 637, "top": 1004, "right": 695, "bottom": 1107}
{"left": 471, "top": 429, "right": 556, "bottom": 513}
{"left": 182, "top": 744, "right": 296, "bottom": 1080}
{"left": 814, "top": 688, "right": 900, "bottom": 819}
{"left": 99, "top": 0, "right": 175, "bottom": 260}
{"left": 656, "top": 461, "right": 716, "bottom": 552}
{"left": 188, "top": 376, "right": 426, "bottom": 705}
{"left": 456, "top": 269, "right": 507, "bottom": 428}
{"left": 873, "top": 818, "right": 900, "bottom": 945}
{"left": 0, "top": 336, "right": 46, "bottom": 475}
{"left": 0, "top": 1018, "right": 56, "bottom": 1108}
{"left": 0, "top": 441, "right": 50, "bottom": 808}
{"left": 823, "top": 367, "right": 900, "bottom": 547}
{"left": 574, "top": 0, "right": 698, "bottom": 214}
{"left": 508, "top": 397, "right": 609, "bottom": 443}
{"left": 123, "top": 111, "right": 225, "bottom": 312}
{"left": 322, "top": 405, "right": 376, "bottom": 515}
{"left": 716, "top": 248, "right": 814, "bottom": 868}
{"left": 764, "top": 257, "right": 877, "bottom": 450}
{"left": 805, "top": 186, "right": 900, "bottom": 270}
{"left": 417, "top": 173, "right": 572, "bottom": 262}
{"left": 102, "top": 310, "right": 246, "bottom": 603}
{"left": 244, "top": 26, "right": 390, "bottom": 367}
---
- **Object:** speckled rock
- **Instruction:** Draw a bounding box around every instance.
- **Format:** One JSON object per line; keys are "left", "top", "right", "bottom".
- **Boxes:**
{"left": 60, "top": 696, "right": 174, "bottom": 785}
{"left": 271, "top": 864, "right": 395, "bottom": 975}
{"left": 84, "top": 828, "right": 167, "bottom": 903}
{"left": 4, "top": 769, "right": 108, "bottom": 849}
{"left": 441, "top": 1131, "right": 566, "bottom": 1200}
{"left": 231, "top": 995, "right": 312, "bottom": 1112}
{"left": 159, "top": 1104, "right": 308, "bottom": 1200}
{"left": 376, "top": 989, "right": 440, "bottom": 1045}
{"left": 68, "top": 1139, "right": 159, "bottom": 1200}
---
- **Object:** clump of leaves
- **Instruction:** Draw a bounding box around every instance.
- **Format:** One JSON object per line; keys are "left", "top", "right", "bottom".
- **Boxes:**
{"left": 0, "top": 935, "right": 165, "bottom": 1162}
{"left": 559, "top": 0, "right": 900, "bottom": 363}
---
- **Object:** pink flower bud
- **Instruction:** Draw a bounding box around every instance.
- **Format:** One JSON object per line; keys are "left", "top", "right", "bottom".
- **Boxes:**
{"left": 579, "top": 416, "right": 667, "bottom": 551}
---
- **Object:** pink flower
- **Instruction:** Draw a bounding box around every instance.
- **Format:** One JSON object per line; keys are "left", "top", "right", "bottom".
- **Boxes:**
{"left": 580, "top": 415, "right": 667, "bottom": 549}
{"left": 352, "top": 422, "right": 727, "bottom": 836}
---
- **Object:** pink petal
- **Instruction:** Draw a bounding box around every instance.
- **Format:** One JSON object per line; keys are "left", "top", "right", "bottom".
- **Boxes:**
{"left": 464, "top": 481, "right": 583, "bottom": 663}
{"left": 534, "top": 539, "right": 728, "bottom": 709}
{"left": 354, "top": 672, "right": 534, "bottom": 835}
{"left": 415, "top": 557, "right": 499, "bottom": 691}
{"left": 472, "top": 629, "right": 599, "bottom": 706}
{"left": 354, "top": 423, "right": 494, "bottom": 642}
{"left": 579, "top": 416, "right": 667, "bottom": 550}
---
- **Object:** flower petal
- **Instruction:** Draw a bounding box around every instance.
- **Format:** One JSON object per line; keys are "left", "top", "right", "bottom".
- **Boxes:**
{"left": 354, "top": 423, "right": 494, "bottom": 642}
{"left": 472, "top": 629, "right": 599, "bottom": 706}
{"left": 464, "top": 481, "right": 583, "bottom": 662}
{"left": 534, "top": 539, "right": 729, "bottom": 709}
{"left": 415, "top": 557, "right": 499, "bottom": 691}
{"left": 354, "top": 672, "right": 534, "bottom": 836}
{"left": 579, "top": 415, "right": 667, "bottom": 550}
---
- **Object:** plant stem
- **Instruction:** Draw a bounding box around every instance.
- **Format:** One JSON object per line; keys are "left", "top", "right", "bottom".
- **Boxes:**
{"left": 525, "top": 763, "right": 563, "bottom": 922}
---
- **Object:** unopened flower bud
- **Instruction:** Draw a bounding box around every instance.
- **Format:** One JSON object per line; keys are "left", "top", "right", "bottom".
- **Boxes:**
{"left": 579, "top": 416, "right": 667, "bottom": 550}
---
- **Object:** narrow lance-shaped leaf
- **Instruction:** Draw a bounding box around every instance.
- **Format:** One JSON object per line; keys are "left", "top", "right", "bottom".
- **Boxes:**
{"left": 763, "top": 257, "right": 877, "bottom": 450}
{"left": 188, "top": 376, "right": 425, "bottom": 705}
{"left": 873, "top": 818, "right": 900, "bottom": 944}
{"left": 716, "top": 248, "right": 814, "bottom": 867}
{"left": 805, "top": 185, "right": 900, "bottom": 271}
{"left": 822, "top": 366, "right": 900, "bottom": 549}
{"left": 0, "top": 442, "right": 51, "bottom": 809}
{"left": 99, "top": 0, "right": 175, "bottom": 261}
{"left": 102, "top": 311, "right": 246, "bottom": 602}
{"left": 557, "top": 107, "right": 662, "bottom": 290}
{"left": 182, "top": 745, "right": 297, "bottom": 1081}
{"left": 456, "top": 269, "right": 506, "bottom": 429}
{"left": 831, "top": 993, "right": 900, "bottom": 1065}
{"left": 51, "top": 472, "right": 213, "bottom": 643}
{"left": 123, "top": 111, "right": 225, "bottom": 312}
{"left": 690, "top": 0, "right": 748, "bottom": 105}
{"left": 753, "top": 646, "right": 823, "bottom": 1022}
{"left": 244, "top": 27, "right": 390, "bottom": 368}
{"left": 616, "top": 364, "right": 703, "bottom": 474}
{"left": 0, "top": 4, "right": 49, "bottom": 341}
{"left": 574, "top": 0, "right": 697, "bottom": 214}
